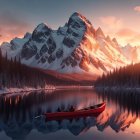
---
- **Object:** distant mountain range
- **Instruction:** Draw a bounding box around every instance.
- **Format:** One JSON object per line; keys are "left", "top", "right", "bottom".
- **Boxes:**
{"left": 0, "top": 12, "right": 139, "bottom": 80}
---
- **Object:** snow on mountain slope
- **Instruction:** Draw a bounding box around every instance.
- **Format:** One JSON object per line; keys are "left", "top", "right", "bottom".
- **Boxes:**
{"left": 0, "top": 12, "right": 131, "bottom": 79}
{"left": 1, "top": 33, "right": 31, "bottom": 58}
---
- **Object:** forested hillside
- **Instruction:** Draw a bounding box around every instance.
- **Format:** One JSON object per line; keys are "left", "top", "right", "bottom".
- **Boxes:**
{"left": 0, "top": 49, "right": 78, "bottom": 89}
{"left": 95, "top": 63, "right": 140, "bottom": 88}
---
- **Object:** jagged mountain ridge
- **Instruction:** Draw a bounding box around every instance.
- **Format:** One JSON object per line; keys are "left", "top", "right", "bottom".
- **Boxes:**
{"left": 0, "top": 12, "right": 131, "bottom": 79}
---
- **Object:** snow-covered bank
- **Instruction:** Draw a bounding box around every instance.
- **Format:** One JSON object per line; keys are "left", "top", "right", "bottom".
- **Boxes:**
{"left": 0, "top": 86, "right": 56, "bottom": 95}
{"left": 0, "top": 86, "right": 94, "bottom": 95}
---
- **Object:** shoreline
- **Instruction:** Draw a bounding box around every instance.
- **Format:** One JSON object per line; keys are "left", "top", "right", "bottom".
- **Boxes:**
{"left": 0, "top": 87, "right": 56, "bottom": 95}
{"left": 0, "top": 86, "right": 94, "bottom": 95}
{"left": 55, "top": 86, "right": 93, "bottom": 90}
{"left": 95, "top": 86, "right": 140, "bottom": 92}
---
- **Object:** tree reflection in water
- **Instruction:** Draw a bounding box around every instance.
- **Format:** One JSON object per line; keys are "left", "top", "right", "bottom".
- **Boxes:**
{"left": 0, "top": 89, "right": 140, "bottom": 140}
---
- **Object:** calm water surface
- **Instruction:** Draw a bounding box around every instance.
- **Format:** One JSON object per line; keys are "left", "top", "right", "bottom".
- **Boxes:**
{"left": 0, "top": 89, "right": 140, "bottom": 140}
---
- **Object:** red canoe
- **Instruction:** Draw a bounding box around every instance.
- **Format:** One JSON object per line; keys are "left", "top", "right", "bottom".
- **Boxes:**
{"left": 44, "top": 102, "right": 106, "bottom": 121}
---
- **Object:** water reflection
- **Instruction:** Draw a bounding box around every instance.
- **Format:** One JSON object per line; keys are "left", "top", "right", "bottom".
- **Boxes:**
{"left": 97, "top": 89, "right": 140, "bottom": 117}
{"left": 0, "top": 89, "right": 139, "bottom": 140}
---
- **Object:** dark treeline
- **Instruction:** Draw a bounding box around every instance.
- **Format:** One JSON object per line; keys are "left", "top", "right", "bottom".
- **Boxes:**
{"left": 95, "top": 63, "right": 140, "bottom": 88}
{"left": 0, "top": 49, "right": 49, "bottom": 88}
{"left": 0, "top": 49, "right": 83, "bottom": 89}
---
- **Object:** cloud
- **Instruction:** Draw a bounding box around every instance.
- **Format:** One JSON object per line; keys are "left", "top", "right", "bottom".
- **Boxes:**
{"left": 0, "top": 12, "right": 31, "bottom": 44}
{"left": 128, "top": 36, "right": 140, "bottom": 45}
{"left": 127, "top": 33, "right": 140, "bottom": 46}
{"left": 99, "top": 16, "right": 123, "bottom": 31}
{"left": 116, "top": 28, "right": 140, "bottom": 46}
{"left": 116, "top": 28, "right": 137, "bottom": 38}
{"left": 98, "top": 16, "right": 140, "bottom": 46}
{"left": 134, "top": 6, "right": 140, "bottom": 12}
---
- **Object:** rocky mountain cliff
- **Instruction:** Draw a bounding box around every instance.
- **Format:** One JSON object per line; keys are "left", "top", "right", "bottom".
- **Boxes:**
{"left": 0, "top": 12, "right": 133, "bottom": 79}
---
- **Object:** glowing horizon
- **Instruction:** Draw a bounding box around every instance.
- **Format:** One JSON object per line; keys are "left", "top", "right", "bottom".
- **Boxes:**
{"left": 0, "top": 0, "right": 140, "bottom": 46}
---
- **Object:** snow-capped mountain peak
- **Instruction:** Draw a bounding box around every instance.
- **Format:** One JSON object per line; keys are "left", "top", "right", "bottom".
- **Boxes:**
{"left": 34, "top": 23, "right": 51, "bottom": 33}
{"left": 68, "top": 12, "right": 93, "bottom": 28}
{"left": 24, "top": 32, "right": 32, "bottom": 39}
{"left": 112, "top": 38, "right": 119, "bottom": 46}
{"left": 106, "top": 35, "right": 112, "bottom": 43}
{"left": 96, "top": 27, "right": 105, "bottom": 39}
{"left": 0, "top": 12, "right": 132, "bottom": 80}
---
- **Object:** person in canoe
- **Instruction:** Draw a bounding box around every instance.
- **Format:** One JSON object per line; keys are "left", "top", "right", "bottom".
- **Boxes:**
{"left": 57, "top": 107, "right": 61, "bottom": 112}
{"left": 69, "top": 106, "right": 75, "bottom": 112}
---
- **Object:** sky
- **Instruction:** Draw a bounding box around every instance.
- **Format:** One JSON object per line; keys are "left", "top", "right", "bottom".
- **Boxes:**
{"left": 0, "top": 0, "right": 140, "bottom": 46}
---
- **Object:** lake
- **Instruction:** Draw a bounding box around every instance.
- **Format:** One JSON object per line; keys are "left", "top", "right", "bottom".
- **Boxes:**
{"left": 0, "top": 89, "right": 140, "bottom": 140}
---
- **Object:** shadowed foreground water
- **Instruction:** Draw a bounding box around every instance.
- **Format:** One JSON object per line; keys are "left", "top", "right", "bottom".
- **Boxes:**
{"left": 0, "top": 89, "right": 140, "bottom": 140}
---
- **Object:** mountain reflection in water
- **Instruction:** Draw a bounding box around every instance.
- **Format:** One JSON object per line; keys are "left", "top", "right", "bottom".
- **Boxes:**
{"left": 0, "top": 89, "right": 140, "bottom": 140}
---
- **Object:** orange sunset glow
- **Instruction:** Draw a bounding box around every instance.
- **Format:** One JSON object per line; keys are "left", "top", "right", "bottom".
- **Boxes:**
{"left": 0, "top": 1, "right": 140, "bottom": 47}
{"left": 1, "top": 17, "right": 140, "bottom": 47}
{"left": 1, "top": 1, "right": 140, "bottom": 140}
